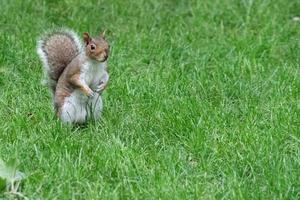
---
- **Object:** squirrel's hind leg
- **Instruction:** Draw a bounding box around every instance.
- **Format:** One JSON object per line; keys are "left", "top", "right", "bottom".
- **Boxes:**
{"left": 60, "top": 94, "right": 87, "bottom": 124}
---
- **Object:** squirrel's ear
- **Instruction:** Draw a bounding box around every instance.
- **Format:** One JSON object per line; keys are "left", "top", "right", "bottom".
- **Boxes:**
{"left": 100, "top": 30, "right": 106, "bottom": 39}
{"left": 83, "top": 32, "right": 91, "bottom": 45}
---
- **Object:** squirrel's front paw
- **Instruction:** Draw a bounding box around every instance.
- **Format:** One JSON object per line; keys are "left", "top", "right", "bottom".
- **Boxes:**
{"left": 95, "top": 82, "right": 107, "bottom": 93}
{"left": 87, "top": 90, "right": 95, "bottom": 98}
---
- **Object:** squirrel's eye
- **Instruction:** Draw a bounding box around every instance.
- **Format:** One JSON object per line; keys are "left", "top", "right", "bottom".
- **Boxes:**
{"left": 91, "top": 44, "right": 96, "bottom": 50}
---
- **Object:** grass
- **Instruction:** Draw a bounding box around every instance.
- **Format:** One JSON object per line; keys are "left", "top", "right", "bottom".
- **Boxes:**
{"left": 0, "top": 0, "right": 299, "bottom": 199}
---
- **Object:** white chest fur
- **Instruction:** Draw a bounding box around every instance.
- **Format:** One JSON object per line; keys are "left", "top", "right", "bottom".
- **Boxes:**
{"left": 80, "top": 60, "right": 106, "bottom": 88}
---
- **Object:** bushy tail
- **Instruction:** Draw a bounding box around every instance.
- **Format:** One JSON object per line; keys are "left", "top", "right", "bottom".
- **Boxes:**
{"left": 37, "top": 29, "right": 82, "bottom": 94}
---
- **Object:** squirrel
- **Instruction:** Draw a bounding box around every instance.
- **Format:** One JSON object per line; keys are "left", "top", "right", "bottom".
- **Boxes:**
{"left": 37, "top": 28, "right": 110, "bottom": 124}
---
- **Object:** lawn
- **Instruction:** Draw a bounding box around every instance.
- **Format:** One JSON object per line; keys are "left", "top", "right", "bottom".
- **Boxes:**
{"left": 0, "top": 0, "right": 299, "bottom": 199}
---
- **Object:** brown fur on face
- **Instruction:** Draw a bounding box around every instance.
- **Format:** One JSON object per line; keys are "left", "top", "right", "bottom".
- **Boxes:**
{"left": 83, "top": 32, "right": 109, "bottom": 62}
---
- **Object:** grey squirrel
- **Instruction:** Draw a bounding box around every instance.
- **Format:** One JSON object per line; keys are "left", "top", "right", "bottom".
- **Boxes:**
{"left": 37, "top": 28, "right": 109, "bottom": 124}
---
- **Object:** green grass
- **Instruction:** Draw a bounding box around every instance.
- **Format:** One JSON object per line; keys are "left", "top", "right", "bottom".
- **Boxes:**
{"left": 0, "top": 0, "right": 299, "bottom": 199}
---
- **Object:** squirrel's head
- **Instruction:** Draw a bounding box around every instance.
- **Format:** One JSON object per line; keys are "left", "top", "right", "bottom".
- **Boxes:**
{"left": 83, "top": 31, "right": 109, "bottom": 62}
